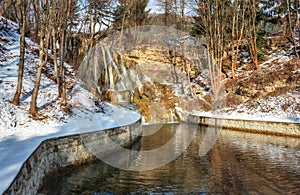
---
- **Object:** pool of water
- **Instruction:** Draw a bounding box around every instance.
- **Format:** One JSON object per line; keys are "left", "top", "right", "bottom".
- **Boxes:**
{"left": 41, "top": 124, "right": 300, "bottom": 194}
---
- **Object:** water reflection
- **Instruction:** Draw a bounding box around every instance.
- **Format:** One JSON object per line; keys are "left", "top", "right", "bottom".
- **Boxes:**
{"left": 95, "top": 123, "right": 197, "bottom": 171}
{"left": 41, "top": 124, "right": 300, "bottom": 194}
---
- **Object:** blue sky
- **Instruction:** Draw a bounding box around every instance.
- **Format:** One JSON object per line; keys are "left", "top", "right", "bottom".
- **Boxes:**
{"left": 147, "top": 0, "right": 162, "bottom": 14}
{"left": 146, "top": 0, "right": 196, "bottom": 16}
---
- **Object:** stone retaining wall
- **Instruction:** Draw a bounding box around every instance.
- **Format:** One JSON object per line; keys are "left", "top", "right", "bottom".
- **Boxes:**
{"left": 188, "top": 115, "right": 300, "bottom": 138}
{"left": 4, "top": 119, "right": 142, "bottom": 195}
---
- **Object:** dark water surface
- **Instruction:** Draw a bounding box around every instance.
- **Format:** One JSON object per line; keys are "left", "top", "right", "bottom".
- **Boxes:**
{"left": 41, "top": 124, "right": 300, "bottom": 194}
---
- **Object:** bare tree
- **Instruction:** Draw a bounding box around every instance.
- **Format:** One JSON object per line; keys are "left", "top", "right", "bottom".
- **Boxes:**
{"left": 13, "top": 0, "right": 26, "bottom": 105}
{"left": 32, "top": 0, "right": 40, "bottom": 42}
{"left": 180, "top": 0, "right": 185, "bottom": 30}
{"left": 231, "top": 0, "right": 245, "bottom": 79}
{"left": 286, "top": 0, "right": 299, "bottom": 58}
{"left": 88, "top": 0, "right": 113, "bottom": 46}
{"left": 57, "top": 0, "right": 73, "bottom": 102}
{"left": 296, "top": 0, "right": 300, "bottom": 57}
{"left": 0, "top": 0, "right": 16, "bottom": 17}
{"left": 29, "top": 0, "right": 49, "bottom": 116}
{"left": 245, "top": 0, "right": 258, "bottom": 69}
{"left": 0, "top": 0, "right": 19, "bottom": 22}
{"left": 194, "top": 0, "right": 228, "bottom": 99}
{"left": 50, "top": 0, "right": 59, "bottom": 81}
{"left": 157, "top": 0, "right": 173, "bottom": 26}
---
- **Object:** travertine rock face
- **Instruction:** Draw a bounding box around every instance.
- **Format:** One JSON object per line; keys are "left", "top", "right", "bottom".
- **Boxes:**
{"left": 126, "top": 46, "right": 199, "bottom": 81}
{"left": 104, "top": 46, "right": 208, "bottom": 123}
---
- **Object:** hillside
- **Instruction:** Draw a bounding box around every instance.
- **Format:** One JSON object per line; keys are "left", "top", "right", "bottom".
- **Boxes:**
{"left": 0, "top": 16, "right": 299, "bottom": 128}
{"left": 112, "top": 41, "right": 300, "bottom": 122}
{"left": 223, "top": 54, "right": 300, "bottom": 120}
{"left": 0, "top": 17, "right": 121, "bottom": 139}
{"left": 0, "top": 17, "right": 75, "bottom": 135}
{"left": 0, "top": 17, "right": 143, "bottom": 193}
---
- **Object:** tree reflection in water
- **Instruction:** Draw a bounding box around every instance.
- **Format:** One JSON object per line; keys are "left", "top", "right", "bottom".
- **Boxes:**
{"left": 40, "top": 124, "right": 300, "bottom": 195}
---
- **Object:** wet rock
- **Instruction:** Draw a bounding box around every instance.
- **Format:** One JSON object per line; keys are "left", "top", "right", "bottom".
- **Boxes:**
{"left": 100, "top": 46, "right": 203, "bottom": 123}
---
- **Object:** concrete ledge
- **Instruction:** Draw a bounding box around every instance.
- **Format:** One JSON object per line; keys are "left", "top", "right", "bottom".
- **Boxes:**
{"left": 4, "top": 118, "right": 142, "bottom": 195}
{"left": 188, "top": 115, "right": 300, "bottom": 138}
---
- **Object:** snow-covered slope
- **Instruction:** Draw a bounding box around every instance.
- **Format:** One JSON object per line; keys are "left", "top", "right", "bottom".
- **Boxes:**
{"left": 220, "top": 49, "right": 300, "bottom": 122}
{"left": 0, "top": 16, "right": 74, "bottom": 134}
{"left": 0, "top": 17, "right": 141, "bottom": 193}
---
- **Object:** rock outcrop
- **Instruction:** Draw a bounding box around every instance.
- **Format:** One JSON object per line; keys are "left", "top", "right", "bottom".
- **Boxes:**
{"left": 103, "top": 46, "right": 211, "bottom": 123}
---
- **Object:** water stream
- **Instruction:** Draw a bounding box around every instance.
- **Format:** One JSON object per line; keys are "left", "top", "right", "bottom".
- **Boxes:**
{"left": 41, "top": 124, "right": 300, "bottom": 194}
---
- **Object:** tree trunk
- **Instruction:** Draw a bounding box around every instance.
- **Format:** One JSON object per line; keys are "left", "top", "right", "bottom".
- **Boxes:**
{"left": 287, "top": 0, "right": 299, "bottom": 58}
{"left": 231, "top": 0, "right": 237, "bottom": 79}
{"left": 181, "top": 0, "right": 185, "bottom": 30}
{"left": 13, "top": 0, "right": 26, "bottom": 106}
{"left": 50, "top": 1, "right": 59, "bottom": 83}
{"left": 165, "top": 0, "right": 169, "bottom": 26}
{"left": 58, "top": 0, "right": 71, "bottom": 102}
{"left": 43, "top": 27, "right": 51, "bottom": 67}
{"left": 32, "top": 0, "right": 39, "bottom": 42}
{"left": 29, "top": 0, "right": 48, "bottom": 116}
{"left": 0, "top": 1, "right": 14, "bottom": 17}
{"left": 246, "top": 0, "right": 258, "bottom": 69}
{"left": 29, "top": 21, "right": 45, "bottom": 116}
{"left": 234, "top": 1, "right": 245, "bottom": 78}
{"left": 59, "top": 29, "right": 67, "bottom": 101}
{"left": 296, "top": 0, "right": 300, "bottom": 41}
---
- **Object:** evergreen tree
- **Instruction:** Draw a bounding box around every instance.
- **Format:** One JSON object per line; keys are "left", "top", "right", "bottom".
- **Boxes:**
{"left": 113, "top": 0, "right": 150, "bottom": 30}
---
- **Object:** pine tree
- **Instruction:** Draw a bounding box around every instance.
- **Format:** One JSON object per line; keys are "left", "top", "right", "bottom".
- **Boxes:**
{"left": 113, "top": 0, "right": 149, "bottom": 30}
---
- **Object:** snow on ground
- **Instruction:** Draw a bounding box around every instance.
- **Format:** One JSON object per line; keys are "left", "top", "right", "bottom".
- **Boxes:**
{"left": 0, "top": 17, "right": 140, "bottom": 193}
{"left": 217, "top": 48, "right": 300, "bottom": 123}
{"left": 227, "top": 91, "right": 300, "bottom": 122}
{"left": 0, "top": 17, "right": 70, "bottom": 137}
{"left": 191, "top": 110, "right": 300, "bottom": 123}
{"left": 233, "top": 50, "right": 294, "bottom": 78}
